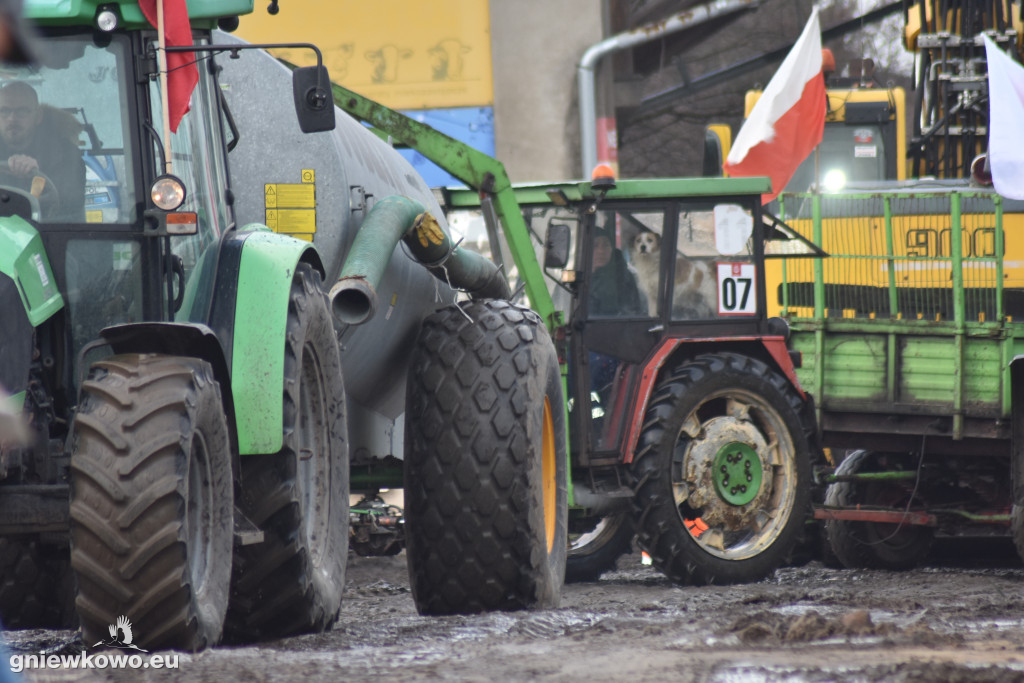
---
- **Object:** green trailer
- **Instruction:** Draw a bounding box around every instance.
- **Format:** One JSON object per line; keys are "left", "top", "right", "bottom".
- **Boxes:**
{"left": 772, "top": 187, "right": 1024, "bottom": 568}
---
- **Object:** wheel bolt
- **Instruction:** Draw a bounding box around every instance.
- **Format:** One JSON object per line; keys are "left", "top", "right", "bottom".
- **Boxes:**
{"left": 730, "top": 487, "right": 737, "bottom": 495}
{"left": 740, "top": 485, "right": 747, "bottom": 493}
{"left": 721, "top": 465, "right": 728, "bottom": 473}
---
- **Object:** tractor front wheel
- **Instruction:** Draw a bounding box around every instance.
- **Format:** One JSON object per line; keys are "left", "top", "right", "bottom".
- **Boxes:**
{"left": 70, "top": 354, "right": 233, "bottom": 651}
{"left": 630, "top": 352, "right": 813, "bottom": 585}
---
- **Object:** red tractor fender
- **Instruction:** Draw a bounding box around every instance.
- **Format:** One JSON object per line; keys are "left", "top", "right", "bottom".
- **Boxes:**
{"left": 621, "top": 336, "right": 803, "bottom": 465}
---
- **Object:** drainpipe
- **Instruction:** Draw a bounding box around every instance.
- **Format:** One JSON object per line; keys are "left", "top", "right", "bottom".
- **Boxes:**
{"left": 578, "top": 0, "right": 761, "bottom": 175}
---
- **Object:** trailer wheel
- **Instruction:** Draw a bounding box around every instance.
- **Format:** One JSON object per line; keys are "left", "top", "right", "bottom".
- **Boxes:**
{"left": 227, "top": 262, "right": 348, "bottom": 640}
{"left": 0, "top": 537, "right": 75, "bottom": 628}
{"left": 824, "top": 450, "right": 933, "bottom": 570}
{"left": 565, "top": 512, "right": 634, "bottom": 582}
{"left": 405, "top": 299, "right": 567, "bottom": 614}
{"left": 70, "top": 354, "right": 233, "bottom": 651}
{"left": 630, "top": 352, "right": 812, "bottom": 585}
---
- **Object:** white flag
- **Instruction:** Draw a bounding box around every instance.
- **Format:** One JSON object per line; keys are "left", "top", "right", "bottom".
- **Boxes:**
{"left": 983, "top": 35, "right": 1024, "bottom": 200}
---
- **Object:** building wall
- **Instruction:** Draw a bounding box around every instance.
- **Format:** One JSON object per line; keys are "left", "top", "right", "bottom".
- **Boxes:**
{"left": 488, "top": 0, "right": 603, "bottom": 183}
{"left": 236, "top": 1, "right": 605, "bottom": 185}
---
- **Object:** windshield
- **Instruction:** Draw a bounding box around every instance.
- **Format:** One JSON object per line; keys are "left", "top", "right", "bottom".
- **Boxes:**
{"left": 0, "top": 34, "right": 135, "bottom": 224}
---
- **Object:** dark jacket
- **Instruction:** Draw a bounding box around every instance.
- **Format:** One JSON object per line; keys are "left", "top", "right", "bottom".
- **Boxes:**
{"left": 589, "top": 249, "right": 647, "bottom": 317}
{"left": 0, "top": 105, "right": 85, "bottom": 222}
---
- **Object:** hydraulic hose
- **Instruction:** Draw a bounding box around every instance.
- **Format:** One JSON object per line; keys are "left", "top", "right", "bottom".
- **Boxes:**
{"left": 330, "top": 195, "right": 510, "bottom": 325}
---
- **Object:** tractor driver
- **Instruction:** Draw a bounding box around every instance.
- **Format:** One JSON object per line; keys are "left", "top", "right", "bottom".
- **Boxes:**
{"left": 587, "top": 225, "right": 647, "bottom": 435}
{"left": 588, "top": 225, "right": 646, "bottom": 318}
{"left": 0, "top": 80, "right": 85, "bottom": 221}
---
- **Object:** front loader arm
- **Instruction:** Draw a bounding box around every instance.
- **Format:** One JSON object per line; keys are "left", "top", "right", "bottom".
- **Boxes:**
{"left": 328, "top": 82, "right": 560, "bottom": 331}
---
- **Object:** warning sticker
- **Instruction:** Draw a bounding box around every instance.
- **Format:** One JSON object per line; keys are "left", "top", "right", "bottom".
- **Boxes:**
{"left": 265, "top": 183, "right": 315, "bottom": 209}
{"left": 854, "top": 145, "right": 877, "bottom": 158}
{"left": 264, "top": 172, "right": 318, "bottom": 235}
{"left": 266, "top": 209, "right": 317, "bottom": 233}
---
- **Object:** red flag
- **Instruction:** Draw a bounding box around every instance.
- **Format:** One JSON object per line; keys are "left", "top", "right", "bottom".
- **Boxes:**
{"left": 723, "top": 8, "right": 825, "bottom": 204}
{"left": 139, "top": 0, "right": 197, "bottom": 133}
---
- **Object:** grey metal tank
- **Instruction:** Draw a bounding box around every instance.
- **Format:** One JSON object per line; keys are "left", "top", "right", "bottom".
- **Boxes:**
{"left": 215, "top": 32, "right": 454, "bottom": 461}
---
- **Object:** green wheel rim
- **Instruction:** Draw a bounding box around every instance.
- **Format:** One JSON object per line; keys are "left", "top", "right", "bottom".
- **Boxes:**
{"left": 712, "top": 442, "right": 762, "bottom": 506}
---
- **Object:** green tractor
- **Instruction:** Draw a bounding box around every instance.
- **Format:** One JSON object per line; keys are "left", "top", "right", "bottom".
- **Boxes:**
{"left": 0, "top": 0, "right": 566, "bottom": 649}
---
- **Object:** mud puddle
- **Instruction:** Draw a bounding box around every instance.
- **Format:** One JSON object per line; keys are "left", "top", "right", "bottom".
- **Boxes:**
{"left": 5, "top": 540, "right": 1024, "bottom": 682}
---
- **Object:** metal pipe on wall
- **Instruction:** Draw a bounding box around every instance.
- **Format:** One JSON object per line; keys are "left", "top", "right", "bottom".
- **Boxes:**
{"left": 577, "top": 0, "right": 761, "bottom": 175}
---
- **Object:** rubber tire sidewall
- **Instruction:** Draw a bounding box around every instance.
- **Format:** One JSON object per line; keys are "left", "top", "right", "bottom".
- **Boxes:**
{"left": 630, "top": 352, "right": 813, "bottom": 585}
{"left": 404, "top": 299, "right": 568, "bottom": 615}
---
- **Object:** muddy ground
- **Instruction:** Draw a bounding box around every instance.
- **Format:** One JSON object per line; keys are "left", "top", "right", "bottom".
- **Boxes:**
{"left": 6, "top": 539, "right": 1024, "bottom": 682}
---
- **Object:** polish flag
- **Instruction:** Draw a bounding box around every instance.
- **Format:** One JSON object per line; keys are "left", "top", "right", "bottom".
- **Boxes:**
{"left": 723, "top": 7, "right": 825, "bottom": 204}
{"left": 982, "top": 34, "right": 1024, "bottom": 200}
{"left": 139, "top": 0, "right": 197, "bottom": 133}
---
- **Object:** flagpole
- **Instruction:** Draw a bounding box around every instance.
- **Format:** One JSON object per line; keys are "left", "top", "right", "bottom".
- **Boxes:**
{"left": 156, "top": 0, "right": 173, "bottom": 175}
{"left": 814, "top": 146, "right": 820, "bottom": 193}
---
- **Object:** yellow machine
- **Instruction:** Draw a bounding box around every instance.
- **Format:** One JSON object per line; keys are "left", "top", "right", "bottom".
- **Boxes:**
{"left": 716, "top": 1, "right": 1024, "bottom": 319}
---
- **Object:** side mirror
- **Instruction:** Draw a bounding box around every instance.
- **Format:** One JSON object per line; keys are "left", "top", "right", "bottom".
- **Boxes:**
{"left": 544, "top": 223, "right": 571, "bottom": 269}
{"left": 292, "top": 65, "right": 336, "bottom": 133}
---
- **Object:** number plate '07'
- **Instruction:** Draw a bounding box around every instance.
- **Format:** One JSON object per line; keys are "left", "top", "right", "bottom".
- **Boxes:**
{"left": 717, "top": 262, "right": 756, "bottom": 315}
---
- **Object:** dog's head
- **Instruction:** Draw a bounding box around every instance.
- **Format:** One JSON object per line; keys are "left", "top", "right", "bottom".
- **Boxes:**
{"left": 632, "top": 232, "right": 661, "bottom": 258}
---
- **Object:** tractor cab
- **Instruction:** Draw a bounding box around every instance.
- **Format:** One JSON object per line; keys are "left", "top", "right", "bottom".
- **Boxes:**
{"left": 3, "top": 2, "right": 332, "bottom": 405}
{"left": 543, "top": 174, "right": 814, "bottom": 464}
{"left": 0, "top": 15, "right": 229, "bottom": 405}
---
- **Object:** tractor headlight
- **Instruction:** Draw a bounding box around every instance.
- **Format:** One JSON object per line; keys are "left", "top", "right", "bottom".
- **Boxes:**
{"left": 96, "top": 6, "right": 119, "bottom": 32}
{"left": 151, "top": 175, "right": 186, "bottom": 211}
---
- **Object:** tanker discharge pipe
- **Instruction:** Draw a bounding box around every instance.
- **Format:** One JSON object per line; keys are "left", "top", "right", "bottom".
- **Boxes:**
{"left": 330, "top": 195, "right": 511, "bottom": 325}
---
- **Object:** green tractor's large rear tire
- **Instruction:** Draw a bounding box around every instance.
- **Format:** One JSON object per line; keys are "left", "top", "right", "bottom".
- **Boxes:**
{"left": 70, "top": 354, "right": 233, "bottom": 651}
{"left": 226, "top": 262, "right": 348, "bottom": 641}
{"left": 630, "top": 352, "right": 813, "bottom": 585}
{"left": 404, "top": 299, "right": 567, "bottom": 614}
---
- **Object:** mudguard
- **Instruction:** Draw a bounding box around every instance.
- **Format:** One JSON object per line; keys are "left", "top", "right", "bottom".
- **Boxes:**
{"left": 0, "top": 217, "right": 63, "bottom": 397}
{"left": 229, "top": 227, "right": 324, "bottom": 455}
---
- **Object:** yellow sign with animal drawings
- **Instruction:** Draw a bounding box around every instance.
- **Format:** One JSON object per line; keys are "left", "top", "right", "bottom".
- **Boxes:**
{"left": 236, "top": 0, "right": 493, "bottom": 109}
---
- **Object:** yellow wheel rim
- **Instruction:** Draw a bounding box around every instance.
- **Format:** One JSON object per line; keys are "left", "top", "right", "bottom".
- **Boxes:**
{"left": 542, "top": 396, "right": 557, "bottom": 554}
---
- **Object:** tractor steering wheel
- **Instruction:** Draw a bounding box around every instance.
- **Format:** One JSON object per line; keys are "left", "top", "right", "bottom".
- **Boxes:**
{"left": 0, "top": 163, "right": 60, "bottom": 220}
